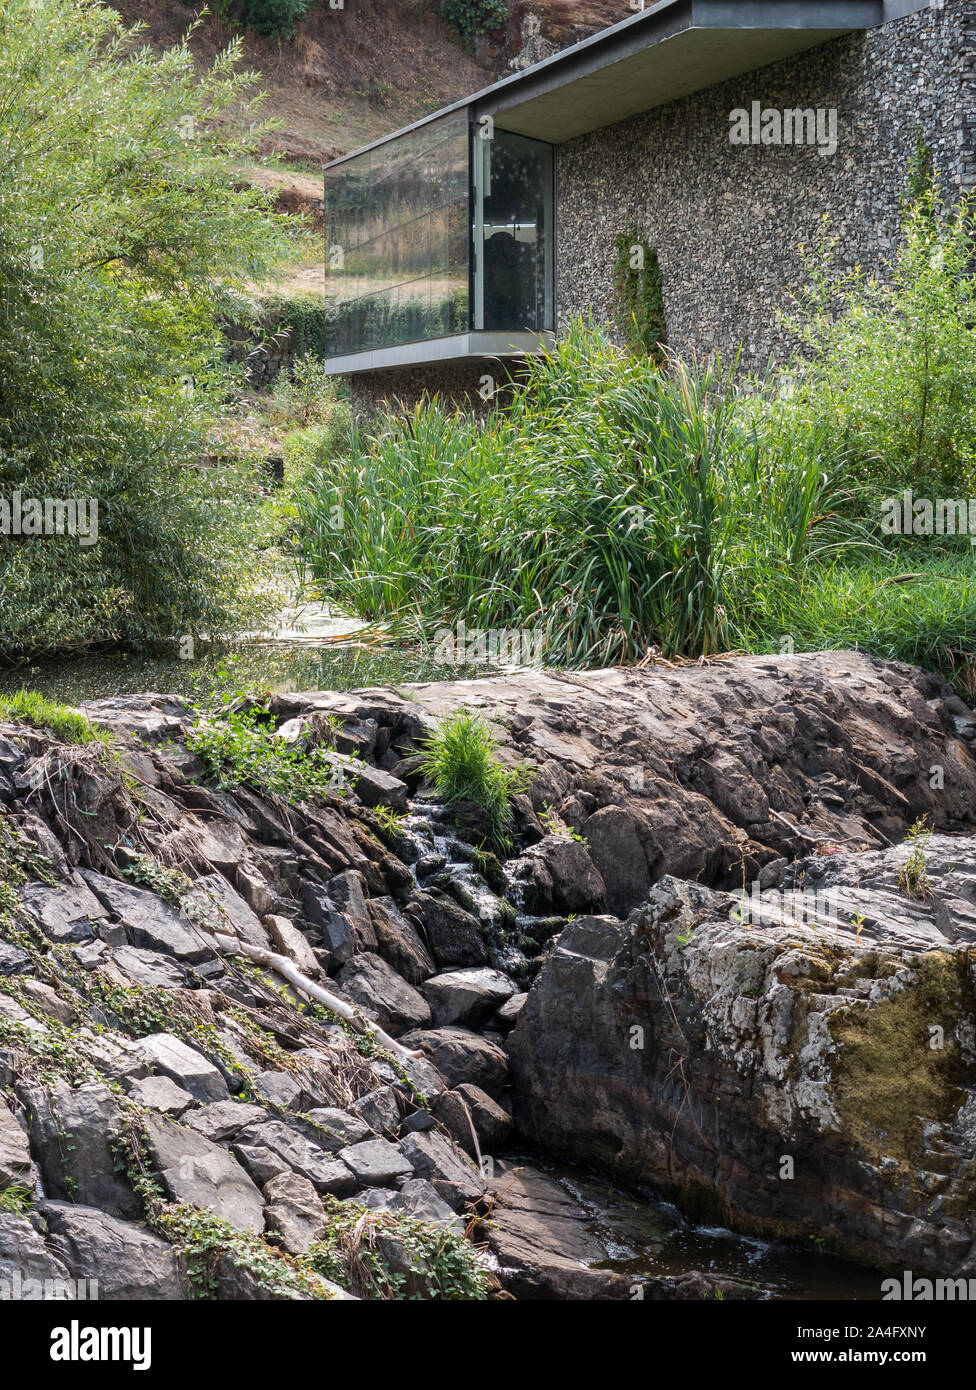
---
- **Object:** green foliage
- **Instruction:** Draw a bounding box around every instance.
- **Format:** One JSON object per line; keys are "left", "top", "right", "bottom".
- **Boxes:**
{"left": 779, "top": 185, "right": 976, "bottom": 490}
{"left": 0, "top": 0, "right": 294, "bottom": 657}
{"left": 419, "top": 709, "right": 530, "bottom": 850}
{"left": 120, "top": 851, "right": 225, "bottom": 935}
{"left": 898, "top": 817, "right": 932, "bottom": 900}
{"left": 0, "top": 690, "right": 110, "bottom": 746}
{"left": 271, "top": 356, "right": 353, "bottom": 434}
{"left": 291, "top": 323, "right": 753, "bottom": 664}
{"left": 903, "top": 134, "right": 935, "bottom": 214}
{"left": 307, "top": 1196, "right": 490, "bottom": 1300}
{"left": 155, "top": 1204, "right": 335, "bottom": 1299}
{"left": 293, "top": 172, "right": 976, "bottom": 687}
{"left": 187, "top": 703, "right": 357, "bottom": 803}
{"left": 612, "top": 230, "right": 667, "bottom": 363}
{"left": 238, "top": 0, "right": 313, "bottom": 39}
{"left": 260, "top": 294, "right": 327, "bottom": 360}
{"left": 437, "top": 0, "right": 508, "bottom": 41}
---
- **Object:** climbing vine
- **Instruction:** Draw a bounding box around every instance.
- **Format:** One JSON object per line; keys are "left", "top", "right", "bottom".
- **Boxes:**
{"left": 612, "top": 229, "right": 667, "bottom": 364}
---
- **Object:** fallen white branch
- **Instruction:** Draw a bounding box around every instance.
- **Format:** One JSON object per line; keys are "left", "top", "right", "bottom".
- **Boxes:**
{"left": 214, "top": 932, "right": 421, "bottom": 1063}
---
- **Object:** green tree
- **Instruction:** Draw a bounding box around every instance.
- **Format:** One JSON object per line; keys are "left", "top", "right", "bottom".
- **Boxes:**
{"left": 0, "top": 0, "right": 295, "bottom": 655}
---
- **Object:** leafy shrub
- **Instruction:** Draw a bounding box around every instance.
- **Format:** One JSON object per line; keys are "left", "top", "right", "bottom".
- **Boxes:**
{"left": 438, "top": 0, "right": 508, "bottom": 41}
{"left": 187, "top": 703, "right": 356, "bottom": 803}
{"left": 779, "top": 180, "right": 976, "bottom": 490}
{"left": 612, "top": 229, "right": 667, "bottom": 362}
{"left": 271, "top": 356, "right": 352, "bottom": 431}
{"left": 238, "top": 0, "right": 313, "bottom": 39}
{"left": 419, "top": 709, "right": 530, "bottom": 850}
{"left": 0, "top": 0, "right": 293, "bottom": 658}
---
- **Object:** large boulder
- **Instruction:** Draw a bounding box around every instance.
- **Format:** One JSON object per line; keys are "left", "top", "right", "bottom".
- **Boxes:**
{"left": 422, "top": 968, "right": 516, "bottom": 1029}
{"left": 143, "top": 1115, "right": 265, "bottom": 1233}
{"left": 403, "top": 891, "right": 488, "bottom": 969}
{"left": 336, "top": 953, "right": 431, "bottom": 1034}
{"left": 41, "top": 1203, "right": 185, "bottom": 1300}
{"left": 368, "top": 897, "right": 435, "bottom": 985}
{"left": 509, "top": 846, "right": 976, "bottom": 1276}
{"left": 506, "top": 834, "right": 606, "bottom": 916}
{"left": 400, "top": 1026, "right": 508, "bottom": 1097}
{"left": 21, "top": 1081, "right": 141, "bottom": 1219}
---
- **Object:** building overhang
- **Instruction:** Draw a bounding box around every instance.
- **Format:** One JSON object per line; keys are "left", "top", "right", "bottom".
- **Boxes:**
{"left": 323, "top": 331, "right": 555, "bottom": 377}
{"left": 323, "top": 0, "right": 913, "bottom": 174}
{"left": 481, "top": 1, "right": 886, "bottom": 144}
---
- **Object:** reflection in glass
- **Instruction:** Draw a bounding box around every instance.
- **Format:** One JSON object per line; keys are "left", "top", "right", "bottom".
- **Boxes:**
{"left": 480, "top": 131, "right": 553, "bottom": 334}
{"left": 325, "top": 112, "right": 553, "bottom": 356}
{"left": 325, "top": 109, "right": 471, "bottom": 355}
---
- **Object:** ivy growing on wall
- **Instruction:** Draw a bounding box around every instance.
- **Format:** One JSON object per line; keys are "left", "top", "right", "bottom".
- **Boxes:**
{"left": 438, "top": 0, "right": 509, "bottom": 42}
{"left": 612, "top": 229, "right": 667, "bottom": 364}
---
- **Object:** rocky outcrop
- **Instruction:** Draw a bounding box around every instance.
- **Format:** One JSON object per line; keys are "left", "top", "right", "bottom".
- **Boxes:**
{"left": 1, "top": 651, "right": 976, "bottom": 1297}
{"left": 509, "top": 841, "right": 976, "bottom": 1276}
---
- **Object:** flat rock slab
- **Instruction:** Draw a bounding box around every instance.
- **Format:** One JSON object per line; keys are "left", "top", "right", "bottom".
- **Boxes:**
{"left": 182, "top": 1101, "right": 269, "bottom": 1143}
{"left": 41, "top": 1202, "right": 186, "bottom": 1300}
{"left": 126, "top": 1075, "right": 195, "bottom": 1117}
{"left": 303, "top": 654, "right": 976, "bottom": 917}
{"left": 134, "top": 1033, "right": 230, "bottom": 1105}
{"left": 339, "top": 1138, "right": 414, "bottom": 1187}
{"left": 233, "top": 1120, "right": 357, "bottom": 1196}
{"left": 81, "top": 873, "right": 213, "bottom": 963}
{"left": 144, "top": 1115, "right": 265, "bottom": 1233}
{"left": 20, "top": 875, "right": 106, "bottom": 943}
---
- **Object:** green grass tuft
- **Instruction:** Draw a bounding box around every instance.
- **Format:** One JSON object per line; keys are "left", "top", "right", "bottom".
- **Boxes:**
{"left": 418, "top": 709, "right": 530, "bottom": 851}
{"left": 0, "top": 690, "right": 110, "bottom": 745}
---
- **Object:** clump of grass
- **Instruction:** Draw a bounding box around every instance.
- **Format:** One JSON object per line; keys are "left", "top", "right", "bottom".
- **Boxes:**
{"left": 0, "top": 690, "right": 110, "bottom": 745}
{"left": 306, "top": 1196, "right": 490, "bottom": 1301}
{"left": 418, "top": 709, "right": 530, "bottom": 851}
{"left": 0, "top": 1185, "right": 33, "bottom": 1215}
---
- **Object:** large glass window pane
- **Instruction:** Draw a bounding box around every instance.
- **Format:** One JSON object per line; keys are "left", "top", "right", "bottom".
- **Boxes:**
{"left": 324, "top": 108, "right": 471, "bottom": 355}
{"left": 479, "top": 130, "right": 553, "bottom": 334}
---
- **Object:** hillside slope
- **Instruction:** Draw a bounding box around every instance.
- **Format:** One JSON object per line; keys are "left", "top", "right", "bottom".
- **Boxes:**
{"left": 112, "top": 0, "right": 623, "bottom": 165}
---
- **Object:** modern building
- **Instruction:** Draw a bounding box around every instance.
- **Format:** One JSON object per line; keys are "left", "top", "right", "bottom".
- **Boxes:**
{"left": 323, "top": 0, "right": 975, "bottom": 413}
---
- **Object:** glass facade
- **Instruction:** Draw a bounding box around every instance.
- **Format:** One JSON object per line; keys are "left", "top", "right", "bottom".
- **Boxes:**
{"left": 325, "top": 113, "right": 554, "bottom": 359}
{"left": 475, "top": 129, "right": 553, "bottom": 335}
{"left": 324, "top": 110, "right": 470, "bottom": 357}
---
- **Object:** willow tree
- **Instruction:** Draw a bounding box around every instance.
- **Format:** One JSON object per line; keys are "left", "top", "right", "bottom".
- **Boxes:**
{"left": 0, "top": 0, "right": 294, "bottom": 654}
